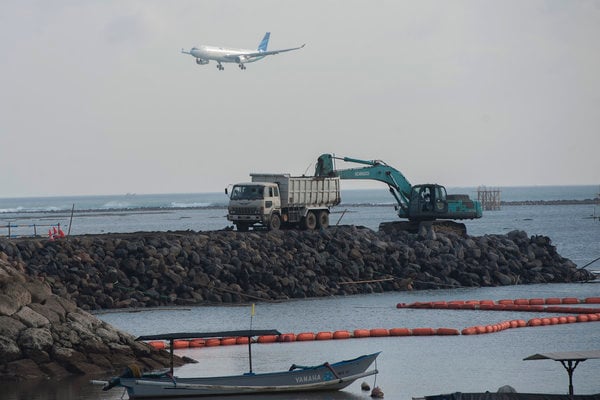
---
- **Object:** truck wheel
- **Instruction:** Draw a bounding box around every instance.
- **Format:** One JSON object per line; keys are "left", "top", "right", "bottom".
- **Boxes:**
{"left": 317, "top": 211, "right": 329, "bottom": 229}
{"left": 236, "top": 223, "right": 249, "bottom": 232}
{"left": 269, "top": 214, "right": 281, "bottom": 231}
{"left": 303, "top": 211, "right": 317, "bottom": 230}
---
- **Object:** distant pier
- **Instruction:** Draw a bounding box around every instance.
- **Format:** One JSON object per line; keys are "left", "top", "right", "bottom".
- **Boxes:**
{"left": 477, "top": 186, "right": 501, "bottom": 211}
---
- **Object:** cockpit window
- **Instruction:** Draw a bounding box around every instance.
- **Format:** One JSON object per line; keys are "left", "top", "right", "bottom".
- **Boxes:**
{"left": 230, "top": 185, "right": 264, "bottom": 200}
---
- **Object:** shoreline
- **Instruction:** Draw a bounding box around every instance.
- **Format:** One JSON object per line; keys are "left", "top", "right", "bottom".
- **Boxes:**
{"left": 1, "top": 198, "right": 598, "bottom": 216}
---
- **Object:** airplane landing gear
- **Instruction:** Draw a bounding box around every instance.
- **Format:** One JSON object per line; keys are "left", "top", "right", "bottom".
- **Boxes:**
{"left": 238, "top": 63, "right": 246, "bottom": 70}
{"left": 217, "top": 63, "right": 224, "bottom": 70}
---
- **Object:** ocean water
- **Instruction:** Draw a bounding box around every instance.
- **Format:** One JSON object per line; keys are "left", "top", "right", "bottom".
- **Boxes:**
{"left": 2, "top": 285, "right": 599, "bottom": 400}
{"left": 0, "top": 186, "right": 599, "bottom": 399}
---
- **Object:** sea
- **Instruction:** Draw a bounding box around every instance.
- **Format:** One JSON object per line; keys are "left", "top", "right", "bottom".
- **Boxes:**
{"left": 0, "top": 185, "right": 599, "bottom": 400}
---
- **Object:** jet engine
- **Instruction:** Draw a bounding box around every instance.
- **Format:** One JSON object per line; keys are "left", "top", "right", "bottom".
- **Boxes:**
{"left": 195, "top": 58, "right": 209, "bottom": 65}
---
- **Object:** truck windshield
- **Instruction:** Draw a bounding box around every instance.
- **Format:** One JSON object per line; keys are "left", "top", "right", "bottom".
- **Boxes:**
{"left": 230, "top": 185, "right": 264, "bottom": 200}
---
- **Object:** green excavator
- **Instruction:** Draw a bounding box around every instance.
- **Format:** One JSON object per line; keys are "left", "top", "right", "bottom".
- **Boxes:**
{"left": 314, "top": 154, "right": 482, "bottom": 235}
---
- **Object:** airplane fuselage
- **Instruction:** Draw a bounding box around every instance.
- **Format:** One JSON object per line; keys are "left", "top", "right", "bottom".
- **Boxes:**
{"left": 190, "top": 46, "right": 266, "bottom": 64}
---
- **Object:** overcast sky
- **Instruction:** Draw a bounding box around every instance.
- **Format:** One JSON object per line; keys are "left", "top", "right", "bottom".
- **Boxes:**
{"left": 1, "top": 1, "right": 599, "bottom": 197}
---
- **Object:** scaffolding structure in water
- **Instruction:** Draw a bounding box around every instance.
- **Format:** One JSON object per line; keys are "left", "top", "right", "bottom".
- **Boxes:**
{"left": 477, "top": 186, "right": 501, "bottom": 211}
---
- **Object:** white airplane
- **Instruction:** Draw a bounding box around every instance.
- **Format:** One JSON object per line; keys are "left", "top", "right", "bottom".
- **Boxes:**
{"left": 181, "top": 32, "right": 305, "bottom": 70}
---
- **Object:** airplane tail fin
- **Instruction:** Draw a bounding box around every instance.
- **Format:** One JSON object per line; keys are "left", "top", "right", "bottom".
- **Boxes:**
{"left": 257, "top": 32, "right": 270, "bottom": 52}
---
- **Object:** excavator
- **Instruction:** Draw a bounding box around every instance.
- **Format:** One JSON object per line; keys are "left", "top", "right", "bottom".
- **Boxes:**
{"left": 314, "top": 154, "right": 482, "bottom": 235}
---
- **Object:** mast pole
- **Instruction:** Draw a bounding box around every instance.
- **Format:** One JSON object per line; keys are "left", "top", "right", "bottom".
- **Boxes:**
{"left": 248, "top": 335, "right": 253, "bottom": 374}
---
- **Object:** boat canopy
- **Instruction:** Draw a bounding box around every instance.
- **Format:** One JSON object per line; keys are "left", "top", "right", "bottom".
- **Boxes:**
{"left": 137, "top": 330, "right": 281, "bottom": 341}
{"left": 523, "top": 350, "right": 600, "bottom": 362}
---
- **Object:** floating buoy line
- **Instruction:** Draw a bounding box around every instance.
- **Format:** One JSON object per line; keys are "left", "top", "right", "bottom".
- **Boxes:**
{"left": 145, "top": 297, "right": 600, "bottom": 350}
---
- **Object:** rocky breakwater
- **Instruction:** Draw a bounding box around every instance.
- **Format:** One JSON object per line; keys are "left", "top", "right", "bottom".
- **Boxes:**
{"left": 0, "top": 258, "right": 182, "bottom": 381}
{"left": 0, "top": 226, "right": 594, "bottom": 311}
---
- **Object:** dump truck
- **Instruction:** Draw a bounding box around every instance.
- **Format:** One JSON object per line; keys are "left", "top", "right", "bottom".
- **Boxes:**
{"left": 226, "top": 173, "right": 341, "bottom": 231}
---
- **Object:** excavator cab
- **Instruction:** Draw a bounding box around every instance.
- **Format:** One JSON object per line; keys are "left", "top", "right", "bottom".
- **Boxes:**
{"left": 408, "top": 184, "right": 448, "bottom": 220}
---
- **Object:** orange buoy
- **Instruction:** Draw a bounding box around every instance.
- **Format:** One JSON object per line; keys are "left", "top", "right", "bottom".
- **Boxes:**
{"left": 567, "top": 316, "right": 577, "bottom": 323}
{"left": 514, "top": 304, "right": 531, "bottom": 311}
{"left": 279, "top": 333, "right": 296, "bottom": 342}
{"left": 369, "top": 328, "right": 389, "bottom": 337}
{"left": 220, "top": 337, "right": 237, "bottom": 346}
{"left": 465, "top": 300, "right": 480, "bottom": 305}
{"left": 188, "top": 339, "right": 205, "bottom": 348}
{"left": 389, "top": 328, "right": 411, "bottom": 336}
{"left": 545, "top": 298, "right": 561, "bottom": 305}
{"left": 436, "top": 328, "right": 460, "bottom": 335}
{"left": 528, "top": 318, "right": 542, "bottom": 327}
{"left": 414, "top": 302, "right": 433, "bottom": 309}
{"left": 562, "top": 297, "right": 579, "bottom": 304}
{"left": 461, "top": 327, "right": 477, "bottom": 335}
{"left": 480, "top": 300, "right": 494, "bottom": 306}
{"left": 498, "top": 299, "right": 514, "bottom": 305}
{"left": 514, "top": 299, "right": 529, "bottom": 305}
{"left": 316, "top": 331, "right": 333, "bottom": 340}
{"left": 205, "top": 338, "right": 221, "bottom": 347}
{"left": 431, "top": 301, "right": 448, "bottom": 309}
{"left": 517, "top": 320, "right": 527, "bottom": 327}
{"left": 236, "top": 336, "right": 250, "bottom": 345}
{"left": 460, "top": 303, "right": 477, "bottom": 310}
{"left": 258, "top": 335, "right": 278, "bottom": 344}
{"left": 412, "top": 328, "right": 435, "bottom": 336}
{"left": 558, "top": 316, "right": 568, "bottom": 324}
{"left": 550, "top": 317, "right": 560, "bottom": 325}
{"left": 585, "top": 297, "right": 600, "bottom": 304}
{"left": 475, "top": 326, "right": 487, "bottom": 334}
{"left": 296, "top": 332, "right": 316, "bottom": 341}
{"left": 148, "top": 340, "right": 166, "bottom": 350}
{"left": 353, "top": 329, "right": 370, "bottom": 338}
{"left": 332, "top": 330, "right": 351, "bottom": 339}
{"left": 587, "top": 314, "right": 599, "bottom": 321}
{"left": 173, "top": 340, "right": 189, "bottom": 349}
{"left": 485, "top": 325, "right": 495, "bottom": 333}
{"left": 447, "top": 301, "right": 464, "bottom": 309}
{"left": 529, "top": 298, "right": 545, "bottom": 305}
{"left": 509, "top": 320, "right": 519, "bottom": 329}
{"left": 576, "top": 315, "right": 589, "bottom": 322}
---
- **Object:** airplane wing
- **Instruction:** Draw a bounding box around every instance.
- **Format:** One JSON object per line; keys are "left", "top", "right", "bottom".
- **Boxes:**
{"left": 228, "top": 44, "right": 305, "bottom": 59}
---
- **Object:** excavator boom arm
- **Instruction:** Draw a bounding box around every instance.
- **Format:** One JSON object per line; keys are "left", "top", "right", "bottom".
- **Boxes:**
{"left": 315, "top": 154, "right": 412, "bottom": 213}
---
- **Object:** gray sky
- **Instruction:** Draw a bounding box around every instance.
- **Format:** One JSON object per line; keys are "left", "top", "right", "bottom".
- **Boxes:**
{"left": 1, "top": 0, "right": 599, "bottom": 197}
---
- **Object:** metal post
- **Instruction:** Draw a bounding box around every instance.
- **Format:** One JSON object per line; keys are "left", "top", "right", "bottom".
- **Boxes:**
{"left": 560, "top": 359, "right": 579, "bottom": 397}
{"left": 169, "top": 339, "right": 174, "bottom": 375}
{"left": 247, "top": 336, "right": 253, "bottom": 374}
{"left": 67, "top": 204, "right": 75, "bottom": 237}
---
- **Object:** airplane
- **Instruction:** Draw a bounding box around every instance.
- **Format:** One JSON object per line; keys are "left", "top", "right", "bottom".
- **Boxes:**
{"left": 181, "top": 32, "right": 305, "bottom": 70}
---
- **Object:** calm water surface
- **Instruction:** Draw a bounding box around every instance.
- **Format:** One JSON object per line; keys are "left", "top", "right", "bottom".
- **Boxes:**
{"left": 3, "top": 284, "right": 599, "bottom": 400}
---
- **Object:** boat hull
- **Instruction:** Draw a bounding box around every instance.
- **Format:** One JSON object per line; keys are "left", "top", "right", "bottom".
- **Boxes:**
{"left": 118, "top": 352, "right": 379, "bottom": 398}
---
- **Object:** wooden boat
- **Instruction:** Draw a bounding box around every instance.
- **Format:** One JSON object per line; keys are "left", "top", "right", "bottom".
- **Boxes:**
{"left": 98, "top": 329, "right": 380, "bottom": 399}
